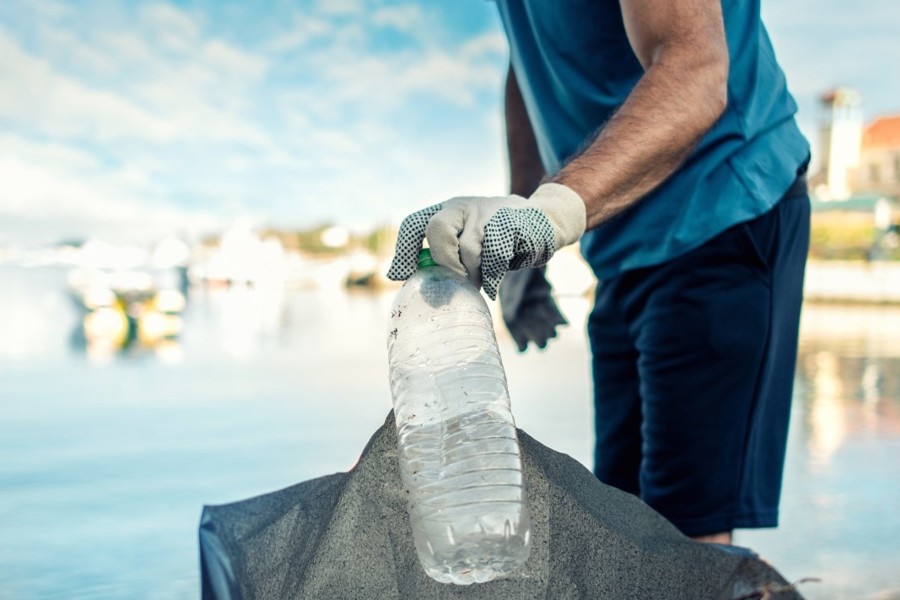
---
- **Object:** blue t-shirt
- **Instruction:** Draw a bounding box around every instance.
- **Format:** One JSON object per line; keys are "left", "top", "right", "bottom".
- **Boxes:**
{"left": 493, "top": 0, "right": 810, "bottom": 278}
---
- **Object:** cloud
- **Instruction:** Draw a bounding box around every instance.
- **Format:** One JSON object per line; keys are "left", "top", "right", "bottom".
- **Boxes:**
{"left": 0, "top": 0, "right": 511, "bottom": 243}
{"left": 3, "top": 0, "right": 898, "bottom": 247}
{"left": 0, "top": 18, "right": 274, "bottom": 146}
{"left": 763, "top": 2, "right": 900, "bottom": 109}
{"left": 265, "top": 15, "right": 334, "bottom": 53}
{"left": 32, "top": 0, "right": 71, "bottom": 20}
{"left": 283, "top": 26, "right": 506, "bottom": 121}
{"left": 0, "top": 29, "right": 176, "bottom": 142}
{"left": 0, "top": 133, "right": 220, "bottom": 244}
{"left": 394, "top": 32, "right": 506, "bottom": 106}
{"left": 139, "top": 1, "right": 200, "bottom": 52}
{"left": 372, "top": 5, "right": 424, "bottom": 31}
{"left": 760, "top": 0, "right": 900, "bottom": 170}
{"left": 315, "top": 0, "right": 365, "bottom": 17}
{"left": 200, "top": 40, "right": 267, "bottom": 81}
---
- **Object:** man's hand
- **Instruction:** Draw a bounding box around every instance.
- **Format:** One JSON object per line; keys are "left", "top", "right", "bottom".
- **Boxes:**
{"left": 387, "top": 183, "right": 586, "bottom": 300}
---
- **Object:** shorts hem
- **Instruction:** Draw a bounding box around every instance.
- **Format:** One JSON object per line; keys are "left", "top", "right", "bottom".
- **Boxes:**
{"left": 669, "top": 510, "right": 779, "bottom": 537}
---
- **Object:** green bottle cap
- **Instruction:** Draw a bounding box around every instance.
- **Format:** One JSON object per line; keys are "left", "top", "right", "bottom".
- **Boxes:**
{"left": 417, "top": 248, "right": 437, "bottom": 268}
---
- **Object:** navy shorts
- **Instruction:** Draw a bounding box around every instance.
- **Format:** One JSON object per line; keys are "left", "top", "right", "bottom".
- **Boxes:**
{"left": 587, "top": 177, "right": 810, "bottom": 537}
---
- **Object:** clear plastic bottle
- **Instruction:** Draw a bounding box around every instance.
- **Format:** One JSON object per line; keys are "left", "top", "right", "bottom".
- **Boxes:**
{"left": 387, "top": 248, "right": 531, "bottom": 585}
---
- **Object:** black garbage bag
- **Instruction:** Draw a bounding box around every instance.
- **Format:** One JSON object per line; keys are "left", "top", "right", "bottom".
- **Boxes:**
{"left": 199, "top": 412, "right": 802, "bottom": 599}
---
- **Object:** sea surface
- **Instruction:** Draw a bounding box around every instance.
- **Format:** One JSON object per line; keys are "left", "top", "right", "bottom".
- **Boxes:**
{"left": 1, "top": 264, "right": 898, "bottom": 599}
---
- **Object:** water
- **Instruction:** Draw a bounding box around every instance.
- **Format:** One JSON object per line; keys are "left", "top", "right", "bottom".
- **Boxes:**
{"left": 736, "top": 304, "right": 900, "bottom": 598}
{"left": 1, "top": 264, "right": 899, "bottom": 598}
{"left": 388, "top": 262, "right": 530, "bottom": 584}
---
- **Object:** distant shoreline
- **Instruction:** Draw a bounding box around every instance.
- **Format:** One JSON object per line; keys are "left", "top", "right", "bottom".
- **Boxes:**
{"left": 2, "top": 254, "right": 900, "bottom": 305}
{"left": 804, "top": 260, "right": 900, "bottom": 304}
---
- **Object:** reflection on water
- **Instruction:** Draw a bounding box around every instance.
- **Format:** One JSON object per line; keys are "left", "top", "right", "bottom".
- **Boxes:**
{"left": 67, "top": 266, "right": 188, "bottom": 363}
{"left": 198, "top": 283, "right": 290, "bottom": 360}
{"left": 799, "top": 306, "right": 900, "bottom": 472}
{"left": 0, "top": 266, "right": 898, "bottom": 599}
{"left": 803, "top": 348, "right": 900, "bottom": 469}
{"left": 738, "top": 303, "right": 900, "bottom": 599}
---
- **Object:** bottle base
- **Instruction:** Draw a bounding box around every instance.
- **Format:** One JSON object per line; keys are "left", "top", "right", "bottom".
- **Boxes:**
{"left": 420, "top": 540, "right": 529, "bottom": 585}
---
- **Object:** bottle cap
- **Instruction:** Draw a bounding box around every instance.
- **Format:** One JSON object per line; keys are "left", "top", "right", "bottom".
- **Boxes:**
{"left": 417, "top": 248, "right": 437, "bottom": 269}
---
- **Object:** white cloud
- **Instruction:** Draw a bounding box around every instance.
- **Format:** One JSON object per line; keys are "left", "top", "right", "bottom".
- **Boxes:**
{"left": 760, "top": 0, "right": 900, "bottom": 171}
{"left": 131, "top": 80, "right": 271, "bottom": 146}
{"left": 0, "top": 133, "right": 219, "bottom": 244}
{"left": 763, "top": 0, "right": 900, "bottom": 115}
{"left": 0, "top": 14, "right": 275, "bottom": 148}
{"left": 0, "top": 29, "right": 178, "bottom": 142}
{"left": 266, "top": 15, "right": 334, "bottom": 52}
{"left": 32, "top": 0, "right": 71, "bottom": 20}
{"left": 394, "top": 47, "right": 501, "bottom": 106}
{"left": 36, "top": 26, "right": 119, "bottom": 75}
{"left": 139, "top": 2, "right": 200, "bottom": 52}
{"left": 460, "top": 30, "right": 508, "bottom": 60}
{"left": 371, "top": 5, "right": 424, "bottom": 31}
{"left": 315, "top": 0, "right": 365, "bottom": 17}
{"left": 0, "top": 134, "right": 154, "bottom": 211}
{"left": 201, "top": 39, "right": 268, "bottom": 80}
{"left": 97, "top": 31, "right": 158, "bottom": 66}
{"left": 0, "top": 0, "right": 511, "bottom": 241}
{"left": 0, "top": 132, "right": 100, "bottom": 172}
{"left": 291, "top": 27, "right": 505, "bottom": 114}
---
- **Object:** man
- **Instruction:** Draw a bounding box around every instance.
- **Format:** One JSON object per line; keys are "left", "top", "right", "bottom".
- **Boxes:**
{"left": 388, "top": 0, "right": 810, "bottom": 545}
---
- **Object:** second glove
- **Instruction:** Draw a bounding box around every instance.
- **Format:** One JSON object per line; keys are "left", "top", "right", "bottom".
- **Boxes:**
{"left": 499, "top": 266, "right": 568, "bottom": 352}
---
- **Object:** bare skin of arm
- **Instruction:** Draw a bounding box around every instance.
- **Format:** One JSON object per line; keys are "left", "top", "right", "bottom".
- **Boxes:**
{"left": 552, "top": 0, "right": 730, "bottom": 230}
{"left": 505, "top": 67, "right": 545, "bottom": 197}
{"left": 505, "top": 0, "right": 732, "bottom": 544}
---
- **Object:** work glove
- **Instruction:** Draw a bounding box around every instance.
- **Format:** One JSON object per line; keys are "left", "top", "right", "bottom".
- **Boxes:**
{"left": 387, "top": 183, "right": 586, "bottom": 299}
{"left": 499, "top": 266, "right": 568, "bottom": 352}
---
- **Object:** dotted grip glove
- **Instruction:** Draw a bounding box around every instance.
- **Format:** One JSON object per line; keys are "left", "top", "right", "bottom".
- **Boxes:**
{"left": 499, "top": 266, "right": 568, "bottom": 352}
{"left": 386, "top": 183, "right": 586, "bottom": 300}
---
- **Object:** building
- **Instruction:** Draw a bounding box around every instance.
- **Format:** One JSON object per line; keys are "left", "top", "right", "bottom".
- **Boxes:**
{"left": 813, "top": 87, "right": 864, "bottom": 201}
{"left": 812, "top": 87, "right": 900, "bottom": 202}
{"left": 809, "top": 88, "right": 900, "bottom": 262}
{"left": 856, "top": 115, "right": 900, "bottom": 198}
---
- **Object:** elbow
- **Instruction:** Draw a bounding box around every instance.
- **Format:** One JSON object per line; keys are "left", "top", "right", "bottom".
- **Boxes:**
{"left": 685, "top": 63, "right": 728, "bottom": 138}
{"left": 656, "top": 43, "right": 729, "bottom": 134}
{"left": 677, "top": 39, "right": 729, "bottom": 131}
{"left": 676, "top": 55, "right": 727, "bottom": 138}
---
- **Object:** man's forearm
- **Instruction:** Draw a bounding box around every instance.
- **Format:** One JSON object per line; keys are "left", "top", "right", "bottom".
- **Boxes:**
{"left": 554, "top": 0, "right": 728, "bottom": 230}
{"left": 505, "top": 66, "right": 545, "bottom": 197}
{"left": 554, "top": 60, "right": 726, "bottom": 229}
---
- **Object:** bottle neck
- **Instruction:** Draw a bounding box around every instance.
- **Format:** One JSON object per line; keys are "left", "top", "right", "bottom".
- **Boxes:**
{"left": 417, "top": 248, "right": 437, "bottom": 269}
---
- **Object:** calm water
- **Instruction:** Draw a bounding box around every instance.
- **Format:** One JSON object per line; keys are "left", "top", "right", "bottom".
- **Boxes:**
{"left": 1, "top": 265, "right": 898, "bottom": 599}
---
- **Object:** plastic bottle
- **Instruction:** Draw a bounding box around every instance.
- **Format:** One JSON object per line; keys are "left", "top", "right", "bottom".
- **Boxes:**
{"left": 386, "top": 248, "right": 531, "bottom": 585}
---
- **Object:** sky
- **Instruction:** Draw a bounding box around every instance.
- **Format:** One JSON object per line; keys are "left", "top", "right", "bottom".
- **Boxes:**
{"left": 1, "top": 0, "right": 898, "bottom": 246}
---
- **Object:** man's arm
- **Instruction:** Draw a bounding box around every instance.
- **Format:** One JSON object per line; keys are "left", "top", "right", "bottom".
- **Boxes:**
{"left": 387, "top": 0, "right": 727, "bottom": 296}
{"left": 553, "top": 0, "right": 729, "bottom": 229}
{"left": 502, "top": 66, "right": 567, "bottom": 352}
{"left": 505, "top": 66, "right": 545, "bottom": 197}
